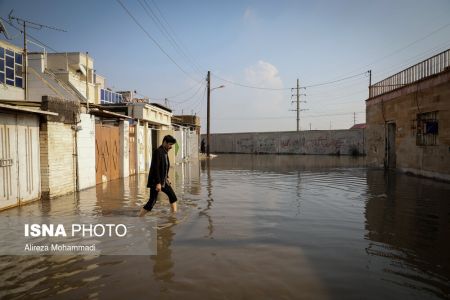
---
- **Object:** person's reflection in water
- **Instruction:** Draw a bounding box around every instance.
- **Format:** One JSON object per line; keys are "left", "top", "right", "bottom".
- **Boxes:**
{"left": 151, "top": 216, "right": 176, "bottom": 283}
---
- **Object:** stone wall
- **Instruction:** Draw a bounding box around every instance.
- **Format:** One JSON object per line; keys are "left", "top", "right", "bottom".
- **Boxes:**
{"left": 366, "top": 69, "right": 450, "bottom": 181}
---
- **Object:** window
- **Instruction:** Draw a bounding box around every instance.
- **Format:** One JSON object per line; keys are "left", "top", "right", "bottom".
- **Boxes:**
{"left": 15, "top": 53, "right": 22, "bottom": 65}
{"left": 416, "top": 111, "right": 438, "bottom": 146}
{"left": 15, "top": 77, "right": 22, "bottom": 88}
{"left": 6, "top": 68, "right": 14, "bottom": 80}
{"left": 0, "top": 47, "right": 23, "bottom": 88}
{"left": 100, "top": 88, "right": 123, "bottom": 104}
{"left": 5, "top": 55, "right": 14, "bottom": 68}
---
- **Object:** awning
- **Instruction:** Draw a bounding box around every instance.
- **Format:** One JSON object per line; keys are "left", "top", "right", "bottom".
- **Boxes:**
{"left": 0, "top": 103, "right": 58, "bottom": 116}
{"left": 89, "top": 108, "right": 132, "bottom": 119}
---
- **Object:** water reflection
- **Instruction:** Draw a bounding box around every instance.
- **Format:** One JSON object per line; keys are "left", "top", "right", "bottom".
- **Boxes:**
{"left": 365, "top": 169, "right": 450, "bottom": 298}
{"left": 0, "top": 154, "right": 449, "bottom": 299}
{"left": 152, "top": 216, "right": 176, "bottom": 284}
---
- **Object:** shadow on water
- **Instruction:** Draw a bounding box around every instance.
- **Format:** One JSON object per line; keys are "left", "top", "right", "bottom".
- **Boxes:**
{"left": 0, "top": 154, "right": 449, "bottom": 299}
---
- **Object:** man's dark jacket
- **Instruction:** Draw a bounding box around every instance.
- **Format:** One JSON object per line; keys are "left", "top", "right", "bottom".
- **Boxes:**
{"left": 147, "top": 146, "right": 170, "bottom": 188}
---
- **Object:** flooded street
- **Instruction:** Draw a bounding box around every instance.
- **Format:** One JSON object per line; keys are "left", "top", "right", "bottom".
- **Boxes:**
{"left": 1, "top": 154, "right": 449, "bottom": 299}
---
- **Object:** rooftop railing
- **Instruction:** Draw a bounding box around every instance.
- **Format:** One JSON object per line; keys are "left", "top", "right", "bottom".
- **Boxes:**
{"left": 369, "top": 48, "right": 450, "bottom": 98}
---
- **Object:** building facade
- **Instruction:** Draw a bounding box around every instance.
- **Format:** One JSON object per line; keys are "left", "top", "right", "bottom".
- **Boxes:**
{"left": 366, "top": 49, "right": 450, "bottom": 181}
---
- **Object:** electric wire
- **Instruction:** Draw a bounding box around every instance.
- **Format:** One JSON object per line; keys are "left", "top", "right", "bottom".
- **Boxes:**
{"left": 116, "top": 0, "right": 202, "bottom": 84}
{"left": 137, "top": 0, "right": 203, "bottom": 80}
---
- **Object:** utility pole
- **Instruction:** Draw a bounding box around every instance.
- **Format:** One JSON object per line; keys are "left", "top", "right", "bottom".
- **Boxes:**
{"left": 368, "top": 69, "right": 372, "bottom": 98}
{"left": 23, "top": 20, "right": 27, "bottom": 100}
{"left": 207, "top": 71, "right": 211, "bottom": 157}
{"left": 296, "top": 78, "right": 300, "bottom": 131}
{"left": 354, "top": 112, "right": 356, "bottom": 125}
{"left": 291, "top": 78, "right": 307, "bottom": 131}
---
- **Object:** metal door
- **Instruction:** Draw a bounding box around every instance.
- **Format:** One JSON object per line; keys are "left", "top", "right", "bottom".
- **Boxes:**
{"left": 17, "top": 114, "right": 41, "bottom": 203}
{"left": 95, "top": 124, "right": 120, "bottom": 184}
{"left": 386, "top": 122, "right": 396, "bottom": 169}
{"left": 0, "top": 113, "right": 18, "bottom": 209}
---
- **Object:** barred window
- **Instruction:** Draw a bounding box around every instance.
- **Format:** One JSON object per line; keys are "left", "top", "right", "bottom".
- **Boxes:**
{"left": 416, "top": 111, "right": 438, "bottom": 146}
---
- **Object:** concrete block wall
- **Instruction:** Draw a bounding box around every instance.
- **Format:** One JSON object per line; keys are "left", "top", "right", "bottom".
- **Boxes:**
{"left": 40, "top": 122, "right": 76, "bottom": 198}
{"left": 76, "top": 113, "right": 96, "bottom": 190}
{"left": 204, "top": 129, "right": 365, "bottom": 155}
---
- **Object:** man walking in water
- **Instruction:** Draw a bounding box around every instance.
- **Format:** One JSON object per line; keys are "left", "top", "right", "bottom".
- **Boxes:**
{"left": 138, "top": 135, "right": 178, "bottom": 217}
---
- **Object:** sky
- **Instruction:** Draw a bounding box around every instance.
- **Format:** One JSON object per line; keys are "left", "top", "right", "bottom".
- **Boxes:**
{"left": 1, "top": 0, "right": 449, "bottom": 133}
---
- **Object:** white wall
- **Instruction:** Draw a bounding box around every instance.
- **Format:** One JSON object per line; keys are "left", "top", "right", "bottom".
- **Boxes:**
{"left": 119, "top": 120, "right": 130, "bottom": 178}
{"left": 137, "top": 124, "right": 145, "bottom": 173}
{"left": 76, "top": 113, "right": 96, "bottom": 190}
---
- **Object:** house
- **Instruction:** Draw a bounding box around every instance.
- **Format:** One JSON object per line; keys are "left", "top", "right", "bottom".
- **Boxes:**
{"left": 0, "top": 39, "right": 58, "bottom": 210}
{"left": 366, "top": 49, "right": 450, "bottom": 181}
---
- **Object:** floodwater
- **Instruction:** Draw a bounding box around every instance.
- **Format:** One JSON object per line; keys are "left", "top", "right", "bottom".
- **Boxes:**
{"left": 0, "top": 154, "right": 449, "bottom": 299}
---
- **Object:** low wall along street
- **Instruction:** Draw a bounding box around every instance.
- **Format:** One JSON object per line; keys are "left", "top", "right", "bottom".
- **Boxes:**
{"left": 204, "top": 129, "right": 365, "bottom": 155}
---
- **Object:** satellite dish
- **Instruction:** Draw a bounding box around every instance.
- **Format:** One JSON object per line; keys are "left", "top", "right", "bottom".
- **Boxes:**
{"left": 0, "top": 19, "right": 10, "bottom": 39}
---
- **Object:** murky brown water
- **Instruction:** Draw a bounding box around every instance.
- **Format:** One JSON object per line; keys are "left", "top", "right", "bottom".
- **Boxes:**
{"left": 0, "top": 154, "right": 449, "bottom": 299}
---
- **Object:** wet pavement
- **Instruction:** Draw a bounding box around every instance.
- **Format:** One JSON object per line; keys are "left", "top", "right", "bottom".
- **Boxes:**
{"left": 0, "top": 154, "right": 449, "bottom": 299}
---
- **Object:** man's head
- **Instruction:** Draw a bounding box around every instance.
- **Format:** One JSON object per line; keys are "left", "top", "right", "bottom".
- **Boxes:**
{"left": 162, "top": 135, "right": 177, "bottom": 151}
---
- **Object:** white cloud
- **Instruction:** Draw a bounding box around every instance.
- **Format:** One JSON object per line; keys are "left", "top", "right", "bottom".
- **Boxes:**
{"left": 243, "top": 7, "right": 256, "bottom": 22}
{"left": 244, "top": 60, "right": 283, "bottom": 89}
{"left": 209, "top": 60, "right": 292, "bottom": 132}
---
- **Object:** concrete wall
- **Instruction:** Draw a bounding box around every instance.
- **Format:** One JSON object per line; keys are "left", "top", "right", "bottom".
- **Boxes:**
{"left": 119, "top": 120, "right": 130, "bottom": 178}
{"left": 188, "top": 131, "right": 199, "bottom": 159}
{"left": 366, "top": 69, "right": 450, "bottom": 181}
{"left": 76, "top": 113, "right": 96, "bottom": 190}
{"left": 137, "top": 123, "right": 145, "bottom": 173}
{"left": 40, "top": 122, "right": 76, "bottom": 198}
{"left": 204, "top": 129, "right": 365, "bottom": 155}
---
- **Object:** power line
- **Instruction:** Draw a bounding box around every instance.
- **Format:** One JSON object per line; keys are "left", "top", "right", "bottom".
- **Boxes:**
{"left": 150, "top": 0, "right": 206, "bottom": 75}
{"left": 169, "top": 82, "right": 205, "bottom": 104}
{"left": 212, "top": 73, "right": 292, "bottom": 90}
{"left": 216, "top": 111, "right": 365, "bottom": 121}
{"left": 116, "top": 0, "right": 201, "bottom": 84}
{"left": 331, "top": 21, "right": 450, "bottom": 80}
{"left": 142, "top": 0, "right": 204, "bottom": 78}
{"left": 303, "top": 71, "right": 369, "bottom": 88}
{"left": 137, "top": 0, "right": 203, "bottom": 79}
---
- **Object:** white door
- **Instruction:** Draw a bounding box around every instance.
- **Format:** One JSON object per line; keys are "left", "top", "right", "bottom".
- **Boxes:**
{"left": 17, "top": 114, "right": 40, "bottom": 203}
{"left": 0, "top": 113, "right": 18, "bottom": 209}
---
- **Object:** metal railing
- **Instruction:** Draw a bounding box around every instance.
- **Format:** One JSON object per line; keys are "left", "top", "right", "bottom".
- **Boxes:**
{"left": 369, "top": 48, "right": 450, "bottom": 98}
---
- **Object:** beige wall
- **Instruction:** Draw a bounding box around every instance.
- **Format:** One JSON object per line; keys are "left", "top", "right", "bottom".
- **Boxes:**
{"left": 0, "top": 41, "right": 25, "bottom": 101}
{"left": 40, "top": 122, "right": 76, "bottom": 198}
{"left": 366, "top": 70, "right": 450, "bottom": 181}
{"left": 128, "top": 103, "right": 172, "bottom": 127}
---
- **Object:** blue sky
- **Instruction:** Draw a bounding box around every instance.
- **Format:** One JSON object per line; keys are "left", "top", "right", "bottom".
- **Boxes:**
{"left": 1, "top": 0, "right": 449, "bottom": 133}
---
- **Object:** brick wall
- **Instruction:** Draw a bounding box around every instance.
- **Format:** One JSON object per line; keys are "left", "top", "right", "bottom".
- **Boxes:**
{"left": 40, "top": 121, "right": 76, "bottom": 198}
